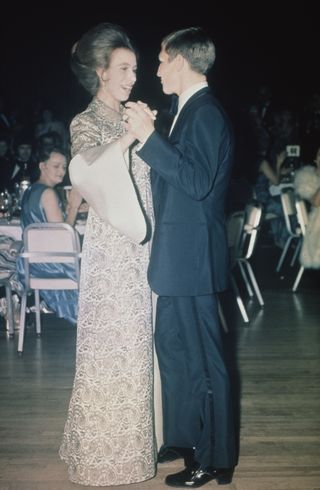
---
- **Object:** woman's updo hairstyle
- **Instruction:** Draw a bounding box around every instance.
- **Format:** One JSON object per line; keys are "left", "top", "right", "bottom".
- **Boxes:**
{"left": 71, "top": 22, "right": 135, "bottom": 96}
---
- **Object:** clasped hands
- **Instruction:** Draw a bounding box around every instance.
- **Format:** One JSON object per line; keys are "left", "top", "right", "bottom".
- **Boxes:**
{"left": 123, "top": 101, "right": 157, "bottom": 144}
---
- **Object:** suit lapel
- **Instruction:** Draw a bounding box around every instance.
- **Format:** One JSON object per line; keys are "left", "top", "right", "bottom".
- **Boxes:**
{"left": 169, "top": 87, "right": 210, "bottom": 140}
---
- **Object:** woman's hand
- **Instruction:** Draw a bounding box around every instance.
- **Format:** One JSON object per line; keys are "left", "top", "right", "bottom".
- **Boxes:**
{"left": 124, "top": 101, "right": 156, "bottom": 143}
{"left": 67, "top": 187, "right": 83, "bottom": 211}
{"left": 276, "top": 150, "right": 287, "bottom": 173}
{"left": 66, "top": 187, "right": 83, "bottom": 226}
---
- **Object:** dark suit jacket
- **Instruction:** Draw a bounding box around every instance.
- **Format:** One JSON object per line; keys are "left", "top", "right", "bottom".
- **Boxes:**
{"left": 137, "top": 87, "right": 234, "bottom": 296}
{"left": 0, "top": 156, "right": 13, "bottom": 192}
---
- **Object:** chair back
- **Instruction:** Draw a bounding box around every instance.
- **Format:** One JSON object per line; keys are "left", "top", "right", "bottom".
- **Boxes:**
{"left": 280, "top": 188, "right": 299, "bottom": 235}
{"left": 21, "top": 223, "right": 81, "bottom": 290}
{"left": 240, "top": 202, "right": 262, "bottom": 259}
{"left": 295, "top": 199, "right": 309, "bottom": 236}
{"left": 227, "top": 210, "right": 245, "bottom": 265}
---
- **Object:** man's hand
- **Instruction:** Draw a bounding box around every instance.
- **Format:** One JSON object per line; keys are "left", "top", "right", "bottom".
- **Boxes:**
{"left": 124, "top": 101, "right": 157, "bottom": 144}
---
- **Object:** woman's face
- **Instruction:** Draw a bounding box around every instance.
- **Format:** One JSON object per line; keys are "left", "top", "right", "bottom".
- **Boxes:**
{"left": 100, "top": 48, "right": 137, "bottom": 103}
{"left": 40, "top": 151, "right": 67, "bottom": 187}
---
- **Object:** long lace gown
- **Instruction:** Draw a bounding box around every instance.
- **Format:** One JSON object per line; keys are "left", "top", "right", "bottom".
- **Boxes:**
{"left": 59, "top": 98, "right": 156, "bottom": 486}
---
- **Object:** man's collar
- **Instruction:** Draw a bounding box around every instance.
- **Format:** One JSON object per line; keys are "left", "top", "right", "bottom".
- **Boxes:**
{"left": 178, "top": 82, "right": 208, "bottom": 114}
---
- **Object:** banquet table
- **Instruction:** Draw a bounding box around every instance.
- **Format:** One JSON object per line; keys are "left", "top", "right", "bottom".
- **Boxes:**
{"left": 0, "top": 218, "right": 86, "bottom": 241}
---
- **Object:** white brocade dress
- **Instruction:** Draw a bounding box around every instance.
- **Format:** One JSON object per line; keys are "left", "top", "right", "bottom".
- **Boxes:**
{"left": 59, "top": 98, "right": 156, "bottom": 486}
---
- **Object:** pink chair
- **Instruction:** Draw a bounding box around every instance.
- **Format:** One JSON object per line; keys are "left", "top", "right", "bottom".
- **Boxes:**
{"left": 292, "top": 199, "right": 309, "bottom": 292}
{"left": 236, "top": 202, "right": 264, "bottom": 307}
{"left": 0, "top": 271, "right": 14, "bottom": 336}
{"left": 17, "top": 223, "right": 81, "bottom": 354}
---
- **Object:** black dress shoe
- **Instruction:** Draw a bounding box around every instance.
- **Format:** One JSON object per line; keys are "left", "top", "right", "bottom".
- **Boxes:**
{"left": 165, "top": 466, "right": 214, "bottom": 487}
{"left": 158, "top": 445, "right": 182, "bottom": 463}
{"left": 165, "top": 466, "right": 234, "bottom": 487}
{"left": 214, "top": 467, "right": 234, "bottom": 485}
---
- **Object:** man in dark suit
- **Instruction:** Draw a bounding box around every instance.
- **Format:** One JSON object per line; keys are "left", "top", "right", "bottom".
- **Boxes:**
{"left": 126, "top": 27, "right": 236, "bottom": 487}
{"left": 6, "top": 132, "right": 36, "bottom": 193}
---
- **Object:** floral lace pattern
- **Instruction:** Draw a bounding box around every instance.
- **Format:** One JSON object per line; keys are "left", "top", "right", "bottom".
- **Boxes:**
{"left": 59, "top": 98, "right": 156, "bottom": 486}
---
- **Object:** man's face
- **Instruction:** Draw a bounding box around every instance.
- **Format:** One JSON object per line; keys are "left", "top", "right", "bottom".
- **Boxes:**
{"left": 157, "top": 48, "right": 179, "bottom": 95}
{"left": 17, "top": 144, "right": 32, "bottom": 163}
{"left": 42, "top": 136, "right": 55, "bottom": 152}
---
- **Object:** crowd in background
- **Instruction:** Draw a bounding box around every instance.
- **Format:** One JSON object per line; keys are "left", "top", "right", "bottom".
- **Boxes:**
{"left": 224, "top": 86, "right": 320, "bottom": 248}
{"left": 1, "top": 87, "right": 320, "bottom": 222}
{"left": 0, "top": 98, "right": 71, "bottom": 194}
{"left": 228, "top": 87, "right": 320, "bottom": 206}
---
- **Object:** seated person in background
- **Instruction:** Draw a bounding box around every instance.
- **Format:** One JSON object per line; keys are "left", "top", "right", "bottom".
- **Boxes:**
{"left": 0, "top": 132, "right": 13, "bottom": 192}
{"left": 20, "top": 148, "right": 81, "bottom": 227}
{"left": 294, "top": 143, "right": 320, "bottom": 268}
{"left": 34, "top": 130, "right": 65, "bottom": 161}
{"left": 254, "top": 140, "right": 292, "bottom": 248}
{"left": 34, "top": 131, "right": 73, "bottom": 187}
{"left": 8, "top": 131, "right": 36, "bottom": 192}
{"left": 16, "top": 147, "right": 82, "bottom": 325}
{"left": 34, "top": 108, "right": 69, "bottom": 151}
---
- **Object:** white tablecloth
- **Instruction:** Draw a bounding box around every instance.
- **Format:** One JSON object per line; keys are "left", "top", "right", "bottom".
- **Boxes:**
{"left": 0, "top": 219, "right": 86, "bottom": 241}
{"left": 269, "top": 182, "right": 293, "bottom": 196}
{"left": 0, "top": 219, "right": 22, "bottom": 240}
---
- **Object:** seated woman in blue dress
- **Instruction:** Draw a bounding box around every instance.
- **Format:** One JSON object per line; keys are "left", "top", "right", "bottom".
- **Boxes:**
{"left": 254, "top": 140, "right": 292, "bottom": 248}
{"left": 17, "top": 147, "right": 83, "bottom": 325}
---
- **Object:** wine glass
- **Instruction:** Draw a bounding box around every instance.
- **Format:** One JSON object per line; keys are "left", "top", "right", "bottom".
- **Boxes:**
{"left": 0, "top": 190, "right": 12, "bottom": 221}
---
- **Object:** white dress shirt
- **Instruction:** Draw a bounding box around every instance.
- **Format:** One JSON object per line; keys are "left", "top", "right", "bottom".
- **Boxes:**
{"left": 169, "top": 81, "right": 208, "bottom": 135}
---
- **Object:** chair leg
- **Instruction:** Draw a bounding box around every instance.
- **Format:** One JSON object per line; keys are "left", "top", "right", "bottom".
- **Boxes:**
{"left": 292, "top": 266, "right": 304, "bottom": 292}
{"left": 5, "top": 282, "right": 14, "bottom": 337}
{"left": 230, "top": 275, "right": 249, "bottom": 323}
{"left": 17, "top": 292, "right": 28, "bottom": 354}
{"left": 244, "top": 261, "right": 264, "bottom": 306}
{"left": 276, "top": 237, "right": 292, "bottom": 273}
{"left": 238, "top": 260, "right": 254, "bottom": 297}
{"left": 34, "top": 290, "right": 41, "bottom": 336}
{"left": 290, "top": 238, "right": 301, "bottom": 267}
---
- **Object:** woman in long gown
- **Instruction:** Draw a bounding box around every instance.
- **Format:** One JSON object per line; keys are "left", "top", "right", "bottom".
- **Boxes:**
{"left": 17, "top": 147, "right": 82, "bottom": 324}
{"left": 59, "top": 23, "right": 156, "bottom": 486}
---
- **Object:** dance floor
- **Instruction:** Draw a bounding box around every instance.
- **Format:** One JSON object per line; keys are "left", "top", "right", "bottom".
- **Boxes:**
{"left": 0, "top": 240, "right": 319, "bottom": 489}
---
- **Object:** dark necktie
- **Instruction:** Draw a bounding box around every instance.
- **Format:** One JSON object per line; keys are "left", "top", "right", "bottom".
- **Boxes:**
{"left": 169, "top": 95, "right": 179, "bottom": 117}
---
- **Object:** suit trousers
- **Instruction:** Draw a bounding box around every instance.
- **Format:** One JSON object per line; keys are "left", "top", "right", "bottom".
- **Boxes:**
{"left": 155, "top": 294, "right": 236, "bottom": 469}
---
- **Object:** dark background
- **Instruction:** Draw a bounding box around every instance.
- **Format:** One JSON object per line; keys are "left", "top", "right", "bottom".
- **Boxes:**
{"left": 1, "top": 2, "right": 319, "bottom": 124}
